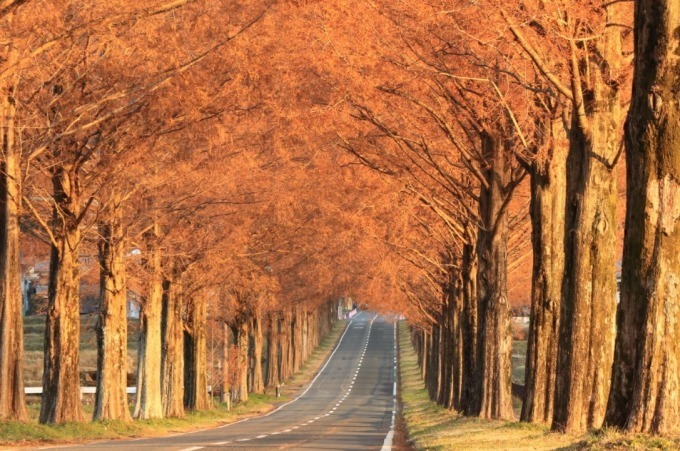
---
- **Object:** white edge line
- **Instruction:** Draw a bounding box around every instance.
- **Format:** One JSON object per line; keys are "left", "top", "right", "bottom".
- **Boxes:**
{"left": 67, "top": 314, "right": 359, "bottom": 449}
{"left": 209, "top": 314, "right": 357, "bottom": 433}
{"left": 381, "top": 320, "right": 398, "bottom": 451}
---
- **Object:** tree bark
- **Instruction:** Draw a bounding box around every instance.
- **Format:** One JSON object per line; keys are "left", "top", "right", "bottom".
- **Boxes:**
{"left": 250, "top": 308, "right": 264, "bottom": 394}
{"left": 183, "top": 294, "right": 208, "bottom": 411}
{"left": 474, "top": 131, "right": 514, "bottom": 420}
{"left": 94, "top": 199, "right": 131, "bottom": 421}
{"left": 292, "top": 305, "right": 303, "bottom": 373}
{"left": 301, "top": 307, "right": 309, "bottom": 363}
{"left": 279, "top": 310, "right": 292, "bottom": 381}
{"left": 550, "top": 4, "right": 624, "bottom": 433}
{"left": 133, "top": 220, "right": 163, "bottom": 419}
{"left": 0, "top": 41, "right": 27, "bottom": 420}
{"left": 236, "top": 319, "right": 249, "bottom": 403}
{"left": 161, "top": 274, "right": 184, "bottom": 418}
{"left": 265, "top": 313, "right": 280, "bottom": 389}
{"left": 221, "top": 322, "right": 231, "bottom": 404}
{"left": 39, "top": 167, "right": 83, "bottom": 424}
{"left": 420, "top": 328, "right": 428, "bottom": 381}
{"left": 522, "top": 114, "right": 567, "bottom": 423}
{"left": 460, "top": 239, "right": 478, "bottom": 415}
{"left": 605, "top": 0, "right": 680, "bottom": 434}
{"left": 448, "top": 273, "right": 464, "bottom": 411}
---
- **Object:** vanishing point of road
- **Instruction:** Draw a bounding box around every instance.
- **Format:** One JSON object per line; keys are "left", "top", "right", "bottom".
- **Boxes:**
{"left": 65, "top": 312, "right": 398, "bottom": 450}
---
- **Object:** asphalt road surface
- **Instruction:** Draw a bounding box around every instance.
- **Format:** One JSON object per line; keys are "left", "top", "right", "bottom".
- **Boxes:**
{"left": 64, "top": 312, "right": 397, "bottom": 450}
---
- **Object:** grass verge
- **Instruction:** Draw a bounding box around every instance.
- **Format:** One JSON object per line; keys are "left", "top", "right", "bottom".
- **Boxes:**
{"left": 397, "top": 320, "right": 680, "bottom": 450}
{"left": 0, "top": 319, "right": 348, "bottom": 449}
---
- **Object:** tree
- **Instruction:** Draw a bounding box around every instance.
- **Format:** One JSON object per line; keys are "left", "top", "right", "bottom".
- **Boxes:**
{"left": 0, "top": 26, "right": 26, "bottom": 421}
{"left": 500, "top": 0, "right": 632, "bottom": 432}
{"left": 606, "top": 0, "right": 680, "bottom": 434}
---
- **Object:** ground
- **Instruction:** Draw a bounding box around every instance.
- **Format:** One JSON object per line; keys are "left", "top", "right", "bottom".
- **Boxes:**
{"left": 397, "top": 320, "right": 680, "bottom": 450}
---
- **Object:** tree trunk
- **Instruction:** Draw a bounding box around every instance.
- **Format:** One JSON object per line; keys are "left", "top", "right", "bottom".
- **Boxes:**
{"left": 236, "top": 319, "right": 249, "bottom": 403}
{"left": 251, "top": 308, "right": 264, "bottom": 394}
{"left": 460, "top": 239, "right": 478, "bottom": 415}
{"left": 40, "top": 167, "right": 83, "bottom": 424}
{"left": 605, "top": 0, "right": 680, "bottom": 434}
{"left": 184, "top": 294, "right": 208, "bottom": 411}
{"left": 279, "top": 311, "right": 292, "bottom": 381}
{"left": 0, "top": 43, "right": 27, "bottom": 420}
{"left": 221, "top": 322, "right": 231, "bottom": 404}
{"left": 292, "top": 306, "right": 303, "bottom": 372}
{"left": 552, "top": 36, "right": 622, "bottom": 431}
{"left": 265, "top": 313, "right": 280, "bottom": 389}
{"left": 420, "top": 329, "right": 429, "bottom": 381}
{"left": 474, "top": 131, "right": 514, "bottom": 420}
{"left": 550, "top": 4, "right": 625, "bottom": 433}
{"left": 522, "top": 115, "right": 567, "bottom": 423}
{"left": 161, "top": 274, "right": 184, "bottom": 418}
{"left": 302, "top": 309, "right": 310, "bottom": 362}
{"left": 94, "top": 199, "right": 130, "bottom": 421}
{"left": 133, "top": 220, "right": 163, "bottom": 419}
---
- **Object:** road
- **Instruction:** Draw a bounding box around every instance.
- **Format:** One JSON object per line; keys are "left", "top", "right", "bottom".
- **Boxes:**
{"left": 68, "top": 312, "right": 397, "bottom": 450}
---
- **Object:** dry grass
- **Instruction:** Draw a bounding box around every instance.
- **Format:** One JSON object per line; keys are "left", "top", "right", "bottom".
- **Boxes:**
{"left": 22, "top": 314, "right": 138, "bottom": 386}
{"left": 397, "top": 321, "right": 680, "bottom": 450}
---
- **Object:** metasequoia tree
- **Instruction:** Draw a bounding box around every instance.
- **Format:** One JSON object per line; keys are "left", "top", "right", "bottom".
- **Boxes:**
{"left": 0, "top": 0, "right": 197, "bottom": 422}
{"left": 521, "top": 98, "right": 568, "bottom": 423}
{"left": 19, "top": 6, "right": 180, "bottom": 423}
{"left": 495, "top": 0, "right": 633, "bottom": 431}
{"left": 0, "top": 9, "right": 26, "bottom": 421}
{"left": 605, "top": 0, "right": 680, "bottom": 434}
{"left": 345, "top": 49, "right": 530, "bottom": 418}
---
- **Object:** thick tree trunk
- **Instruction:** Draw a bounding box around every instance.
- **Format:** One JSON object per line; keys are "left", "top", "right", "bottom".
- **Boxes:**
{"left": 184, "top": 294, "right": 208, "bottom": 411}
{"left": 279, "top": 311, "right": 292, "bottom": 381}
{"left": 265, "top": 313, "right": 280, "bottom": 389}
{"left": 302, "top": 309, "right": 309, "bottom": 363}
{"left": 420, "top": 329, "right": 429, "bottom": 381}
{"left": 474, "top": 131, "right": 514, "bottom": 420}
{"left": 40, "top": 168, "right": 83, "bottom": 424}
{"left": 251, "top": 309, "right": 264, "bottom": 394}
{"left": 0, "top": 52, "right": 27, "bottom": 420}
{"left": 161, "top": 275, "right": 184, "bottom": 418}
{"left": 448, "top": 275, "right": 464, "bottom": 411}
{"left": 292, "top": 306, "right": 303, "bottom": 372}
{"left": 553, "top": 119, "right": 618, "bottom": 433}
{"left": 236, "top": 319, "right": 249, "bottom": 403}
{"left": 605, "top": 0, "right": 680, "bottom": 434}
{"left": 460, "top": 239, "right": 478, "bottom": 415}
{"left": 436, "top": 303, "right": 448, "bottom": 406}
{"left": 552, "top": 43, "right": 622, "bottom": 431}
{"left": 94, "top": 200, "right": 130, "bottom": 421}
{"left": 221, "top": 322, "right": 231, "bottom": 404}
{"left": 522, "top": 117, "right": 567, "bottom": 423}
{"left": 133, "top": 221, "right": 163, "bottom": 419}
{"left": 551, "top": 5, "right": 625, "bottom": 433}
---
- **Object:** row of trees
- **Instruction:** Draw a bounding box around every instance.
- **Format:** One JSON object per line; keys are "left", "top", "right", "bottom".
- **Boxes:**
{"left": 0, "top": 0, "right": 677, "bottom": 438}
{"left": 0, "top": 0, "right": 356, "bottom": 425}
{"left": 339, "top": 0, "right": 679, "bottom": 436}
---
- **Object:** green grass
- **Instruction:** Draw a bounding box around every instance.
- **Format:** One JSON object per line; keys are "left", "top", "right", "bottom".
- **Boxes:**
{"left": 398, "top": 321, "right": 680, "bottom": 450}
{"left": 0, "top": 395, "right": 278, "bottom": 447}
